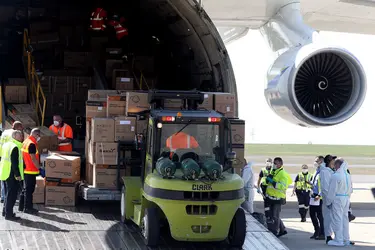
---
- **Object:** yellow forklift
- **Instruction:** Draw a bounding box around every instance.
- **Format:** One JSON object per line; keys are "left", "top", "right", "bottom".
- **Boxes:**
{"left": 120, "top": 91, "right": 246, "bottom": 247}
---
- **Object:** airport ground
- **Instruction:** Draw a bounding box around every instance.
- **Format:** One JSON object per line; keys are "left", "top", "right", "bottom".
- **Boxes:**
{"left": 248, "top": 144, "right": 375, "bottom": 250}
{"left": 252, "top": 183, "right": 375, "bottom": 250}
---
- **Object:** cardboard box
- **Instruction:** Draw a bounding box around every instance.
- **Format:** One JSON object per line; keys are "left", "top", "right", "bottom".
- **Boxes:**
{"left": 50, "top": 76, "right": 73, "bottom": 93}
{"left": 136, "top": 118, "right": 148, "bottom": 134}
{"left": 115, "top": 116, "right": 136, "bottom": 141}
{"left": 112, "top": 69, "right": 133, "bottom": 90}
{"left": 86, "top": 120, "right": 91, "bottom": 141}
{"left": 86, "top": 99, "right": 107, "bottom": 119}
{"left": 33, "top": 176, "right": 45, "bottom": 204}
{"left": 4, "top": 78, "right": 28, "bottom": 104}
{"left": 24, "top": 126, "right": 58, "bottom": 154}
{"left": 86, "top": 163, "right": 93, "bottom": 185}
{"left": 115, "top": 77, "right": 134, "bottom": 91}
{"left": 93, "top": 164, "right": 125, "bottom": 189}
{"left": 105, "top": 59, "right": 126, "bottom": 78}
{"left": 88, "top": 90, "right": 118, "bottom": 100}
{"left": 48, "top": 151, "right": 81, "bottom": 157}
{"left": 232, "top": 145, "right": 245, "bottom": 169}
{"left": 91, "top": 118, "right": 115, "bottom": 142}
{"left": 30, "top": 32, "right": 59, "bottom": 50}
{"left": 230, "top": 119, "right": 245, "bottom": 145}
{"left": 45, "top": 154, "right": 81, "bottom": 183}
{"left": 106, "top": 48, "right": 123, "bottom": 56}
{"left": 64, "top": 51, "right": 93, "bottom": 68}
{"left": 107, "top": 95, "right": 126, "bottom": 117}
{"left": 214, "top": 93, "right": 236, "bottom": 118}
{"left": 29, "top": 21, "right": 53, "bottom": 35}
{"left": 126, "top": 92, "right": 150, "bottom": 116}
{"left": 88, "top": 142, "right": 118, "bottom": 165}
{"left": 72, "top": 76, "right": 92, "bottom": 94}
{"left": 45, "top": 182, "right": 77, "bottom": 206}
{"left": 199, "top": 92, "right": 214, "bottom": 110}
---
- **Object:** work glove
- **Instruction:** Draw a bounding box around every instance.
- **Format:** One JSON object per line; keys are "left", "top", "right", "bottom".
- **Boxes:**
{"left": 266, "top": 177, "right": 274, "bottom": 184}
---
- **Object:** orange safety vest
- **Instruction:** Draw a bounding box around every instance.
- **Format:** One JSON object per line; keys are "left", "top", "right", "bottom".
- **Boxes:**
{"left": 49, "top": 123, "right": 73, "bottom": 152}
{"left": 108, "top": 19, "right": 128, "bottom": 40}
{"left": 166, "top": 132, "right": 199, "bottom": 152}
{"left": 90, "top": 8, "right": 107, "bottom": 31}
{"left": 22, "top": 136, "right": 40, "bottom": 175}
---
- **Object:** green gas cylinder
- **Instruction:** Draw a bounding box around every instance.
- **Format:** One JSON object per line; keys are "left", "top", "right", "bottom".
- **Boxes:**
{"left": 201, "top": 159, "right": 223, "bottom": 180}
{"left": 181, "top": 158, "right": 201, "bottom": 180}
{"left": 156, "top": 157, "right": 176, "bottom": 178}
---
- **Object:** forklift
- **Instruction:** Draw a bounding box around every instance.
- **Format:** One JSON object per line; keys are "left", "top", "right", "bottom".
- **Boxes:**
{"left": 120, "top": 90, "right": 246, "bottom": 247}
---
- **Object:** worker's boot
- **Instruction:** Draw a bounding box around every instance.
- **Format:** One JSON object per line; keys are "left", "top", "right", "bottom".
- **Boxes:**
{"left": 326, "top": 236, "right": 333, "bottom": 244}
{"left": 315, "top": 234, "right": 325, "bottom": 240}
{"left": 349, "top": 212, "right": 356, "bottom": 222}
{"left": 277, "top": 230, "right": 288, "bottom": 238}
{"left": 300, "top": 209, "right": 307, "bottom": 222}
{"left": 24, "top": 208, "right": 38, "bottom": 214}
{"left": 310, "top": 232, "right": 318, "bottom": 239}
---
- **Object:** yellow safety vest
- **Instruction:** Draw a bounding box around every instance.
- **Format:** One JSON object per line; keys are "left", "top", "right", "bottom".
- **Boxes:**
{"left": 266, "top": 167, "right": 292, "bottom": 199}
{"left": 0, "top": 129, "right": 14, "bottom": 156}
{"left": 0, "top": 139, "right": 24, "bottom": 181}
{"left": 296, "top": 172, "right": 313, "bottom": 190}
{"left": 260, "top": 167, "right": 271, "bottom": 186}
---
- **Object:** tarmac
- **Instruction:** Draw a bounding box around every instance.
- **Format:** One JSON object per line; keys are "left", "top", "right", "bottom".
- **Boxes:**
{"left": 252, "top": 182, "right": 375, "bottom": 250}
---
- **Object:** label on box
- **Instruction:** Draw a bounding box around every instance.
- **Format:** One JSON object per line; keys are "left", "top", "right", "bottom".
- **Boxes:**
{"left": 131, "top": 126, "right": 135, "bottom": 132}
{"left": 120, "top": 120, "right": 131, "bottom": 125}
{"left": 98, "top": 107, "right": 103, "bottom": 110}
{"left": 120, "top": 78, "right": 131, "bottom": 82}
{"left": 204, "top": 94, "right": 208, "bottom": 98}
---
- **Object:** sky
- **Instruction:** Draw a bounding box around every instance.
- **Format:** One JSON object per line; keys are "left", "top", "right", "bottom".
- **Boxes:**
{"left": 225, "top": 30, "right": 375, "bottom": 145}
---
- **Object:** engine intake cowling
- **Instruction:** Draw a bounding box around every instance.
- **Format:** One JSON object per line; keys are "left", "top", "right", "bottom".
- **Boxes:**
{"left": 265, "top": 44, "right": 367, "bottom": 127}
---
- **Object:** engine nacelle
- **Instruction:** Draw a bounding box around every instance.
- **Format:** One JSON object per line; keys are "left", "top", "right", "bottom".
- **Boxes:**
{"left": 265, "top": 44, "right": 367, "bottom": 127}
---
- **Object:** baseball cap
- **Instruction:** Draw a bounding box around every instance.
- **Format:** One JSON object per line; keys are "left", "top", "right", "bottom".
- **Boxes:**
{"left": 324, "top": 155, "right": 337, "bottom": 164}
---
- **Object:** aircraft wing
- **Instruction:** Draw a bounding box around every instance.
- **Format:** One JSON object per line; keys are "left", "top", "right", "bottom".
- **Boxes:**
{"left": 202, "top": 0, "right": 375, "bottom": 43}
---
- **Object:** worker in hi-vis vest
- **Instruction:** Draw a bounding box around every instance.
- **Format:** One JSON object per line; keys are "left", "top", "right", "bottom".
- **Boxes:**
{"left": 20, "top": 128, "right": 41, "bottom": 214}
{"left": 292, "top": 164, "right": 313, "bottom": 222}
{"left": 49, "top": 115, "right": 73, "bottom": 152}
{"left": 0, "top": 130, "right": 24, "bottom": 221}
{"left": 0, "top": 121, "right": 23, "bottom": 204}
{"left": 166, "top": 132, "right": 199, "bottom": 152}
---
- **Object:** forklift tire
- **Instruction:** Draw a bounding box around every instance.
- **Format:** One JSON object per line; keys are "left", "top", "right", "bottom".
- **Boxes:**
{"left": 120, "top": 186, "right": 128, "bottom": 223}
{"left": 142, "top": 207, "right": 160, "bottom": 247}
{"left": 228, "top": 207, "right": 246, "bottom": 247}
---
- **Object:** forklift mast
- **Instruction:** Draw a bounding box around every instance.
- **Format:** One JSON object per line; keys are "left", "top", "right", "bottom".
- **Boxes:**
{"left": 148, "top": 90, "right": 205, "bottom": 110}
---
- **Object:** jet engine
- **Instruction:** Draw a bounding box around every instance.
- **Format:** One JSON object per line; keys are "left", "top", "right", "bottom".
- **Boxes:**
{"left": 265, "top": 43, "right": 367, "bottom": 127}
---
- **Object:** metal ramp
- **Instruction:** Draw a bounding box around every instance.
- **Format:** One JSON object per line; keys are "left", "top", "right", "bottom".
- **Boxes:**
{"left": 243, "top": 212, "right": 289, "bottom": 250}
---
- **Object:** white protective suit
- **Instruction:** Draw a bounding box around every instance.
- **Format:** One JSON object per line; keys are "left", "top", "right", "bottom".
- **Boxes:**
{"left": 319, "top": 163, "right": 335, "bottom": 237}
{"left": 241, "top": 162, "right": 254, "bottom": 214}
{"left": 326, "top": 161, "right": 353, "bottom": 246}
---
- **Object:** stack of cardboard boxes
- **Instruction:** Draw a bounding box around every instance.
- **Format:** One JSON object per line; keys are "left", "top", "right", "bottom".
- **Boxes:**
{"left": 230, "top": 119, "right": 246, "bottom": 175}
{"left": 85, "top": 89, "right": 150, "bottom": 189}
{"left": 44, "top": 152, "right": 81, "bottom": 206}
{"left": 84, "top": 89, "right": 239, "bottom": 187}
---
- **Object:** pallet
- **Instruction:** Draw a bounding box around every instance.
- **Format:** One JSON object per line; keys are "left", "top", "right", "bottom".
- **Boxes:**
{"left": 79, "top": 184, "right": 121, "bottom": 201}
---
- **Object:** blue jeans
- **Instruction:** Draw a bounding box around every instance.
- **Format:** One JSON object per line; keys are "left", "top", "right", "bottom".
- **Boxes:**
{"left": 1, "top": 181, "right": 4, "bottom": 201}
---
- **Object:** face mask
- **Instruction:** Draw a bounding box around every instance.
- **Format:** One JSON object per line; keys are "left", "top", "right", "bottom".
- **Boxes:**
{"left": 266, "top": 162, "right": 272, "bottom": 167}
{"left": 302, "top": 169, "right": 308, "bottom": 174}
{"left": 54, "top": 121, "right": 60, "bottom": 127}
{"left": 272, "top": 164, "right": 277, "bottom": 169}
{"left": 313, "top": 162, "right": 319, "bottom": 168}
